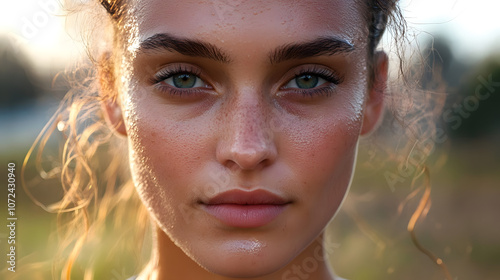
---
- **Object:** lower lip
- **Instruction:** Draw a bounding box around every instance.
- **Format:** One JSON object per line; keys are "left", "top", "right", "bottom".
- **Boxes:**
{"left": 202, "top": 204, "right": 287, "bottom": 228}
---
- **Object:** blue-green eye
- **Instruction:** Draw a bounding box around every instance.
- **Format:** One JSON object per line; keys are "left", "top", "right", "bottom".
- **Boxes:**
{"left": 162, "top": 73, "right": 207, "bottom": 88}
{"left": 285, "top": 74, "right": 328, "bottom": 89}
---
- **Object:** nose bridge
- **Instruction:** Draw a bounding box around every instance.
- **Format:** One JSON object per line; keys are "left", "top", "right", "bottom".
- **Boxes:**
{"left": 232, "top": 95, "right": 269, "bottom": 144}
{"left": 218, "top": 90, "right": 277, "bottom": 170}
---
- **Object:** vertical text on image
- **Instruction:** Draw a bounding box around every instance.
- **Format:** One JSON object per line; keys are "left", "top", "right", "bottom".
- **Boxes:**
{"left": 6, "top": 162, "right": 17, "bottom": 273}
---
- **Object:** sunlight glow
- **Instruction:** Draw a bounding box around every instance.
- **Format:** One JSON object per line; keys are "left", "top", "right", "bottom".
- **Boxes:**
{"left": 0, "top": 0, "right": 82, "bottom": 71}
{"left": 401, "top": 0, "right": 500, "bottom": 59}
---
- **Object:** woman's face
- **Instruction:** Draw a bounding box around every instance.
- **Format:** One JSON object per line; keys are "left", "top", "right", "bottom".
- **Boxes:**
{"left": 107, "top": 0, "right": 384, "bottom": 277}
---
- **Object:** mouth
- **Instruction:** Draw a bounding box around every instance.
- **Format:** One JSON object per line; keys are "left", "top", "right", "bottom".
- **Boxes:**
{"left": 200, "top": 189, "right": 291, "bottom": 228}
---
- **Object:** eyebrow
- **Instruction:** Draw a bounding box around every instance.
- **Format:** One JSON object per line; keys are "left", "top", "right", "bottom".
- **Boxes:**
{"left": 138, "top": 33, "right": 231, "bottom": 63}
{"left": 269, "top": 37, "right": 355, "bottom": 64}
{"left": 138, "top": 33, "right": 354, "bottom": 64}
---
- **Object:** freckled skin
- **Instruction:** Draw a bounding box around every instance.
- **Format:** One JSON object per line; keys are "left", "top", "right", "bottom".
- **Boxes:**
{"left": 104, "top": 0, "right": 387, "bottom": 279}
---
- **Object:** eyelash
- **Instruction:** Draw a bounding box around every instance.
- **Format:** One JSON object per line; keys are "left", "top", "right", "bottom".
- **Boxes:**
{"left": 283, "top": 66, "right": 342, "bottom": 97}
{"left": 150, "top": 65, "right": 209, "bottom": 96}
{"left": 150, "top": 65, "right": 342, "bottom": 98}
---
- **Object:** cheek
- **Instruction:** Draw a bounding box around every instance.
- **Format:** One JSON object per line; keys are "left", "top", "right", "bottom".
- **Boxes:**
{"left": 283, "top": 91, "right": 365, "bottom": 218}
{"left": 290, "top": 115, "right": 360, "bottom": 188}
{"left": 123, "top": 96, "right": 214, "bottom": 220}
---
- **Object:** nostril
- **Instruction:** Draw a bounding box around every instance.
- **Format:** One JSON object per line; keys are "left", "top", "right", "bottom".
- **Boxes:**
{"left": 230, "top": 149, "right": 272, "bottom": 170}
{"left": 224, "top": 160, "right": 239, "bottom": 172}
{"left": 217, "top": 140, "right": 278, "bottom": 172}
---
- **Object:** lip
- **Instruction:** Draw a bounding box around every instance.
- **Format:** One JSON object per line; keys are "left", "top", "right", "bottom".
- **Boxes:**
{"left": 200, "top": 189, "right": 290, "bottom": 228}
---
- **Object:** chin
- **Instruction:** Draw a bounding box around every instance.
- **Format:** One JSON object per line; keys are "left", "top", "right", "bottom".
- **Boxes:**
{"left": 198, "top": 251, "right": 288, "bottom": 278}
{"left": 182, "top": 235, "right": 300, "bottom": 278}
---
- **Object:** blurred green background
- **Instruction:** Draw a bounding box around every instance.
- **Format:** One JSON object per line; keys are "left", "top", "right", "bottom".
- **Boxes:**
{"left": 1, "top": 0, "right": 499, "bottom": 279}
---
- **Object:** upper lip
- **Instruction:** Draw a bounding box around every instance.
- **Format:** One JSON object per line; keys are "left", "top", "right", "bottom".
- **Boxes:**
{"left": 202, "top": 189, "right": 290, "bottom": 205}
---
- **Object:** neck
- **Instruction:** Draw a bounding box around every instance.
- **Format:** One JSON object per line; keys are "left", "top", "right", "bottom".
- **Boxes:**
{"left": 139, "top": 225, "right": 339, "bottom": 280}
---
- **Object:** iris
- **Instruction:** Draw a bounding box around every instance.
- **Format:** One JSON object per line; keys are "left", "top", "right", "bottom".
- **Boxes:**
{"left": 295, "top": 74, "right": 319, "bottom": 89}
{"left": 172, "top": 73, "right": 198, "bottom": 88}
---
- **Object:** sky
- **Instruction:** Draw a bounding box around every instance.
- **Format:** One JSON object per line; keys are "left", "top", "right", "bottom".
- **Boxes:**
{"left": 1, "top": 0, "right": 500, "bottom": 71}
{"left": 400, "top": 0, "right": 500, "bottom": 59}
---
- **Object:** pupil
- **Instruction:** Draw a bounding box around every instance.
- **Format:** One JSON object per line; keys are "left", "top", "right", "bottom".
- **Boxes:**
{"left": 173, "top": 74, "right": 196, "bottom": 88}
{"left": 296, "top": 74, "right": 318, "bottom": 89}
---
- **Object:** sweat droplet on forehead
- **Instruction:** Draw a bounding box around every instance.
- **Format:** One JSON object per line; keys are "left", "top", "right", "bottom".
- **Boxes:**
{"left": 133, "top": 0, "right": 366, "bottom": 47}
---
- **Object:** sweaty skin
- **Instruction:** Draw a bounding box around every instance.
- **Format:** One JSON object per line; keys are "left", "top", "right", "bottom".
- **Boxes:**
{"left": 103, "top": 1, "right": 387, "bottom": 279}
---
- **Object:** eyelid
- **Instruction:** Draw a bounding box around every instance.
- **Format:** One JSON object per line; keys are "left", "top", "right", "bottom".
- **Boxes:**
{"left": 277, "top": 65, "right": 343, "bottom": 98}
{"left": 149, "top": 64, "right": 217, "bottom": 99}
{"left": 150, "top": 64, "right": 205, "bottom": 85}
{"left": 281, "top": 65, "right": 342, "bottom": 88}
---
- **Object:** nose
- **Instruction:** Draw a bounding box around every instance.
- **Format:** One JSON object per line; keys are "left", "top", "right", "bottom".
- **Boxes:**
{"left": 216, "top": 94, "right": 278, "bottom": 171}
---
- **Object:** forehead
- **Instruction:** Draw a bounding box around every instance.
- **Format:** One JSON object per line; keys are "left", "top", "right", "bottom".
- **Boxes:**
{"left": 133, "top": 0, "right": 367, "bottom": 46}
